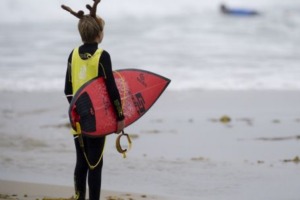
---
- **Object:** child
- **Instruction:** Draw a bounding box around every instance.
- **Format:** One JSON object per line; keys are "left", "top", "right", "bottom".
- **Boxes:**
{"left": 62, "top": 1, "right": 125, "bottom": 199}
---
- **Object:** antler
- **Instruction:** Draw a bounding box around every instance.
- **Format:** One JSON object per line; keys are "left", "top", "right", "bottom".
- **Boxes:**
{"left": 86, "top": 0, "right": 101, "bottom": 17}
{"left": 61, "top": 4, "right": 84, "bottom": 19}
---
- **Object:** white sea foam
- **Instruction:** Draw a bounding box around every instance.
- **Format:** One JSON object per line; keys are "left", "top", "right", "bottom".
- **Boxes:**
{"left": 0, "top": 0, "right": 300, "bottom": 91}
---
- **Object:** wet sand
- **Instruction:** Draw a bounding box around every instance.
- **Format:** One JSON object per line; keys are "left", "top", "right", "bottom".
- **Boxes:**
{"left": 0, "top": 179, "right": 166, "bottom": 200}
{"left": 0, "top": 90, "right": 299, "bottom": 199}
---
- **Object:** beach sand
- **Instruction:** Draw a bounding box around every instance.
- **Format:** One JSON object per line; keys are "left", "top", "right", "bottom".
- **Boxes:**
{"left": 0, "top": 90, "right": 300, "bottom": 200}
{"left": 0, "top": 179, "right": 164, "bottom": 200}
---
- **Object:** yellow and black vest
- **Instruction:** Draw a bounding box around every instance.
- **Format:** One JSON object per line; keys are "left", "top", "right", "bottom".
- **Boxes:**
{"left": 71, "top": 47, "right": 103, "bottom": 94}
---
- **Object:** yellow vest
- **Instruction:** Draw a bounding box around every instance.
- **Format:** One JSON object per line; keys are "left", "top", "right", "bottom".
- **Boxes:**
{"left": 71, "top": 48, "right": 103, "bottom": 94}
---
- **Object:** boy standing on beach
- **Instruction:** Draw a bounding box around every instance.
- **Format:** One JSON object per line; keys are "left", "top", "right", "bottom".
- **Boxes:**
{"left": 62, "top": 1, "right": 125, "bottom": 199}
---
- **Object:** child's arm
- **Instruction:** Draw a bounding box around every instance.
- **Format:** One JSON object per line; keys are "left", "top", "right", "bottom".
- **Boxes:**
{"left": 99, "top": 51, "right": 125, "bottom": 121}
{"left": 64, "top": 52, "right": 73, "bottom": 103}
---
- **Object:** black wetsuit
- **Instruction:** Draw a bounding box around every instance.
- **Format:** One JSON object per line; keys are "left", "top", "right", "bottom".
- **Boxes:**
{"left": 64, "top": 43, "right": 124, "bottom": 200}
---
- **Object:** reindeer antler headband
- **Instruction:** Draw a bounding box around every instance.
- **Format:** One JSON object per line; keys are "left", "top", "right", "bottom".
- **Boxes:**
{"left": 61, "top": 0, "right": 101, "bottom": 19}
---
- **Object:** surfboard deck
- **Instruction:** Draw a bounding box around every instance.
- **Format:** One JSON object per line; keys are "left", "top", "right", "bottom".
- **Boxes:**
{"left": 69, "top": 68, "right": 170, "bottom": 137}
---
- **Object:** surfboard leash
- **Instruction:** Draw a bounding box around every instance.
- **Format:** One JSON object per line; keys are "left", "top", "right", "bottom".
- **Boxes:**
{"left": 75, "top": 122, "right": 105, "bottom": 170}
{"left": 116, "top": 130, "right": 132, "bottom": 158}
{"left": 113, "top": 70, "right": 126, "bottom": 110}
{"left": 74, "top": 122, "right": 131, "bottom": 159}
{"left": 113, "top": 71, "right": 131, "bottom": 158}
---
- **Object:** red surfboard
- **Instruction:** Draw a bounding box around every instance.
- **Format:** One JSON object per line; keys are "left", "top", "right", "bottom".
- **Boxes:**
{"left": 69, "top": 69, "right": 170, "bottom": 137}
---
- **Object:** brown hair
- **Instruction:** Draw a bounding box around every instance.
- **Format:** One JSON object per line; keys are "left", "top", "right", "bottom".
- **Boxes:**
{"left": 78, "top": 15, "right": 104, "bottom": 43}
{"left": 61, "top": 0, "right": 104, "bottom": 43}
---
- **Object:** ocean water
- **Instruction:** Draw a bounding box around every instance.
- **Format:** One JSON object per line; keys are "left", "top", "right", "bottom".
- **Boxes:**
{"left": 0, "top": 0, "right": 300, "bottom": 91}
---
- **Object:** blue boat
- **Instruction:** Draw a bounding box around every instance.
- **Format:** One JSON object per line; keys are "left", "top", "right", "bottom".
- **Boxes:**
{"left": 220, "top": 4, "right": 259, "bottom": 16}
